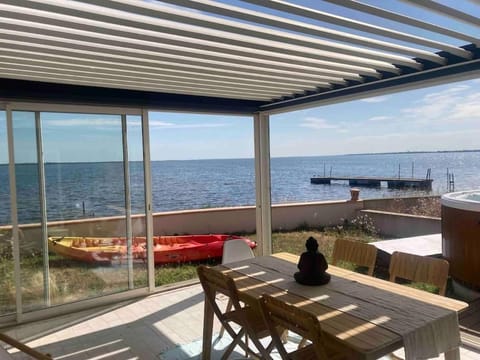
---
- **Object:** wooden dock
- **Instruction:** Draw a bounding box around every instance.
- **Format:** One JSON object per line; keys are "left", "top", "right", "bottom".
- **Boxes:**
{"left": 310, "top": 176, "right": 433, "bottom": 190}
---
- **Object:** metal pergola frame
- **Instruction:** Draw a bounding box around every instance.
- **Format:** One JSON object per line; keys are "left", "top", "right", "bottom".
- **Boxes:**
{"left": 0, "top": 0, "right": 479, "bottom": 324}
{"left": 0, "top": 0, "right": 478, "bottom": 115}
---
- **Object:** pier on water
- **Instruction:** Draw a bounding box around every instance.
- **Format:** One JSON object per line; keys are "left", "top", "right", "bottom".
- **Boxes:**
{"left": 310, "top": 176, "right": 433, "bottom": 190}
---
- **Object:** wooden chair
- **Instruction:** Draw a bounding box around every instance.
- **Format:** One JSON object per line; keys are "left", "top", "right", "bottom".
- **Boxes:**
{"left": 0, "top": 332, "right": 52, "bottom": 360}
{"left": 260, "top": 294, "right": 348, "bottom": 359}
{"left": 389, "top": 251, "right": 449, "bottom": 296}
{"left": 197, "top": 265, "right": 274, "bottom": 359}
{"left": 332, "top": 239, "right": 378, "bottom": 276}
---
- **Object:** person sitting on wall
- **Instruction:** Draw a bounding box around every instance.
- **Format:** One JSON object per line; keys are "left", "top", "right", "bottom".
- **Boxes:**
{"left": 294, "top": 236, "right": 331, "bottom": 286}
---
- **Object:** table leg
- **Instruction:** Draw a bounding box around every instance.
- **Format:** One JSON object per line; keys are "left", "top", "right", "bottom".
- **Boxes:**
{"left": 201, "top": 293, "right": 214, "bottom": 360}
{"left": 445, "top": 347, "right": 460, "bottom": 360}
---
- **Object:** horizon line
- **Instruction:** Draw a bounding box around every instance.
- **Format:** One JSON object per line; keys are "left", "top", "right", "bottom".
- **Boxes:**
{"left": 2, "top": 149, "right": 479, "bottom": 165}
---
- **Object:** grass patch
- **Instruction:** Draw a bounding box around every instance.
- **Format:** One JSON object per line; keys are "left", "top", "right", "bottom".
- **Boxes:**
{"left": 0, "top": 216, "right": 437, "bottom": 313}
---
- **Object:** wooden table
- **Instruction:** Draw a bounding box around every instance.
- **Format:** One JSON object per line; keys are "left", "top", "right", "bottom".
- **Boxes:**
{"left": 201, "top": 252, "right": 468, "bottom": 360}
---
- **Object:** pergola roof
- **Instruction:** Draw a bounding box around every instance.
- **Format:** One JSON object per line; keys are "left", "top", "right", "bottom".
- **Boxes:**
{"left": 0, "top": 0, "right": 479, "bottom": 114}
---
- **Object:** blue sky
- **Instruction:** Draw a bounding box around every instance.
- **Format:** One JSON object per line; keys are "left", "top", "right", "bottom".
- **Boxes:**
{"left": 1, "top": 77, "right": 479, "bottom": 163}
{"left": 0, "top": 0, "right": 479, "bottom": 163}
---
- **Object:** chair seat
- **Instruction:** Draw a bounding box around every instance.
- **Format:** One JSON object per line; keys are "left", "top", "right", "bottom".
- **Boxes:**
{"left": 260, "top": 294, "right": 351, "bottom": 360}
{"left": 288, "top": 343, "right": 347, "bottom": 360}
{"left": 225, "top": 306, "right": 274, "bottom": 338}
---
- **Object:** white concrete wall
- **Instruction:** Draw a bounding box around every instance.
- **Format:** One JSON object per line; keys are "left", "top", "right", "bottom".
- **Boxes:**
{"left": 361, "top": 209, "right": 441, "bottom": 238}
{"left": 1, "top": 200, "right": 363, "bottom": 251}
{"left": 0, "top": 196, "right": 440, "bottom": 252}
{"left": 272, "top": 200, "right": 363, "bottom": 231}
{"left": 46, "top": 200, "right": 362, "bottom": 235}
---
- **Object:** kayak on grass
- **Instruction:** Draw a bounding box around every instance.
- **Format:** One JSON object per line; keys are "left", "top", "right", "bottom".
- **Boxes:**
{"left": 48, "top": 234, "right": 256, "bottom": 265}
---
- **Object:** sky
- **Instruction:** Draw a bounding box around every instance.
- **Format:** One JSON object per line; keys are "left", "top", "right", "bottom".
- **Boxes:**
{"left": 0, "top": 0, "right": 479, "bottom": 163}
{"left": 1, "top": 77, "right": 479, "bottom": 163}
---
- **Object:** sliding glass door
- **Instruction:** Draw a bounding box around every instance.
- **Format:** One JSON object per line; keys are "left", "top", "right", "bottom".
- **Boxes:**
{"left": 2, "top": 105, "right": 148, "bottom": 318}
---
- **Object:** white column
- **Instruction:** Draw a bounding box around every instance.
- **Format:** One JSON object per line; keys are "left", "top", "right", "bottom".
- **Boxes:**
{"left": 121, "top": 114, "right": 134, "bottom": 290}
{"left": 141, "top": 109, "right": 155, "bottom": 291}
{"left": 35, "top": 111, "right": 50, "bottom": 306}
{"left": 253, "top": 112, "right": 272, "bottom": 256}
{"left": 6, "top": 105, "right": 23, "bottom": 321}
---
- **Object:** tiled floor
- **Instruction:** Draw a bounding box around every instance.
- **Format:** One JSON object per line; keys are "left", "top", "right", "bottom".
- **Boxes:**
{"left": 3, "top": 284, "right": 212, "bottom": 359}
{"left": 2, "top": 283, "right": 480, "bottom": 359}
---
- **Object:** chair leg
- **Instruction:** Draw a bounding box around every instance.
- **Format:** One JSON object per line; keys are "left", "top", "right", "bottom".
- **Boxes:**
{"left": 218, "top": 298, "right": 233, "bottom": 338}
{"left": 221, "top": 328, "right": 247, "bottom": 360}
{"left": 297, "top": 337, "right": 308, "bottom": 349}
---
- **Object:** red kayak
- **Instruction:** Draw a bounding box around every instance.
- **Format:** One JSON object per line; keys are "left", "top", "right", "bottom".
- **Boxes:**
{"left": 48, "top": 234, "right": 256, "bottom": 265}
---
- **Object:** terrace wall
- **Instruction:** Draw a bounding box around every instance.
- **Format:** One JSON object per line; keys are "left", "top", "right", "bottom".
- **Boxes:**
{"left": 0, "top": 195, "right": 438, "bottom": 252}
{"left": 360, "top": 209, "right": 441, "bottom": 238}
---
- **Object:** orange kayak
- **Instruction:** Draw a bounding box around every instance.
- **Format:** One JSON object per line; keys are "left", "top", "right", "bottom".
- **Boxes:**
{"left": 48, "top": 234, "right": 256, "bottom": 265}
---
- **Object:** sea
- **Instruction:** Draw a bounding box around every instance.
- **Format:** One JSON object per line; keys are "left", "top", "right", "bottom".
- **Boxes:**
{"left": 1, "top": 151, "right": 479, "bottom": 225}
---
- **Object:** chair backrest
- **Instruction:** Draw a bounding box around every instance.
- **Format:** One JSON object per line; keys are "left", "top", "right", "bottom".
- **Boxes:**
{"left": 260, "top": 294, "right": 329, "bottom": 359}
{"left": 197, "top": 265, "right": 273, "bottom": 359}
{"left": 331, "top": 239, "right": 378, "bottom": 276}
{"left": 197, "top": 265, "right": 241, "bottom": 309}
{"left": 389, "top": 251, "right": 449, "bottom": 296}
{"left": 222, "top": 239, "right": 254, "bottom": 264}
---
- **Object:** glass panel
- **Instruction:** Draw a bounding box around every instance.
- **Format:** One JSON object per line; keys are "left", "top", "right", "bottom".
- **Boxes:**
{"left": 41, "top": 112, "right": 131, "bottom": 306}
{"left": 11, "top": 111, "right": 44, "bottom": 311}
{"left": 0, "top": 110, "right": 15, "bottom": 316}
{"left": 127, "top": 115, "right": 147, "bottom": 289}
{"left": 148, "top": 112, "right": 257, "bottom": 287}
{"left": 3, "top": 109, "right": 146, "bottom": 316}
{"left": 269, "top": 79, "right": 480, "bottom": 262}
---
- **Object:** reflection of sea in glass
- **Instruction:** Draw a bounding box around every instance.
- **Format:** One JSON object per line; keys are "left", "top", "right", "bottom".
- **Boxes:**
{"left": 0, "top": 110, "right": 15, "bottom": 315}
{"left": 43, "top": 112, "right": 132, "bottom": 306}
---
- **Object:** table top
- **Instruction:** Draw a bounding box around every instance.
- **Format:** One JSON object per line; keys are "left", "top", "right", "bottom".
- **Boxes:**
{"left": 217, "top": 252, "right": 468, "bottom": 360}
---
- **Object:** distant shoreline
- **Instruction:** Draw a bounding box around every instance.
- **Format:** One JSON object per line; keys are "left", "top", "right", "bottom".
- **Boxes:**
{"left": 2, "top": 149, "right": 480, "bottom": 165}
{"left": 341, "top": 149, "right": 480, "bottom": 157}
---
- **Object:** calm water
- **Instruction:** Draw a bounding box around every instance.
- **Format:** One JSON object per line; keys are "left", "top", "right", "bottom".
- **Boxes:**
{"left": 1, "top": 151, "right": 479, "bottom": 225}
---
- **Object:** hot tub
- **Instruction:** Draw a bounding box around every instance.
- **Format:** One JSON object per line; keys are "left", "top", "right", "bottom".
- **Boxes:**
{"left": 442, "top": 190, "right": 480, "bottom": 289}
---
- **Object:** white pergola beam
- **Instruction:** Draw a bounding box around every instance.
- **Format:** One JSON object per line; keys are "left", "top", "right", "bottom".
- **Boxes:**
{"left": 0, "top": 58, "right": 327, "bottom": 95}
{"left": 158, "top": 0, "right": 471, "bottom": 60}
{"left": 0, "top": 2, "right": 407, "bottom": 72}
{"left": 0, "top": 0, "right": 476, "bottom": 107}
{"left": 0, "top": 8, "right": 385, "bottom": 77}
{"left": 0, "top": 35, "right": 338, "bottom": 88}
{"left": 0, "top": 56, "right": 322, "bottom": 92}
{"left": 401, "top": 0, "right": 480, "bottom": 27}
{"left": 321, "top": 0, "right": 480, "bottom": 46}
{"left": 0, "top": 72, "right": 277, "bottom": 101}
{"left": 0, "top": 25, "right": 351, "bottom": 86}
{"left": 0, "top": 47, "right": 333, "bottom": 93}
{"left": 0, "top": 44, "right": 364, "bottom": 82}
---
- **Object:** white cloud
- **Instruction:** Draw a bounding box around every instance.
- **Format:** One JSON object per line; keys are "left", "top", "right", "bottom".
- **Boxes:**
{"left": 271, "top": 128, "right": 480, "bottom": 157}
{"left": 44, "top": 119, "right": 119, "bottom": 127}
{"left": 300, "top": 117, "right": 338, "bottom": 129}
{"left": 368, "top": 116, "right": 392, "bottom": 122}
{"left": 449, "top": 92, "right": 480, "bottom": 121}
{"left": 45, "top": 118, "right": 227, "bottom": 130}
{"left": 360, "top": 96, "right": 389, "bottom": 103}
{"left": 402, "top": 85, "right": 478, "bottom": 124}
{"left": 151, "top": 122, "right": 228, "bottom": 129}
